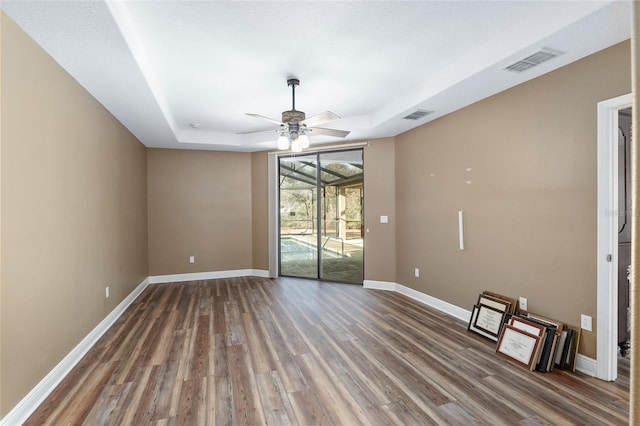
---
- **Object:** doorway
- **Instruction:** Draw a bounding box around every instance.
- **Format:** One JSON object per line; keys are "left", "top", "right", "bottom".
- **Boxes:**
{"left": 596, "top": 93, "right": 632, "bottom": 381}
{"left": 617, "top": 107, "right": 632, "bottom": 358}
{"left": 278, "top": 149, "right": 364, "bottom": 284}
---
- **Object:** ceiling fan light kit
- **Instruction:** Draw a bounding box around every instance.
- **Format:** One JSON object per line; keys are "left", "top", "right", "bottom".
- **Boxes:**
{"left": 298, "top": 133, "right": 310, "bottom": 148}
{"left": 291, "top": 139, "right": 303, "bottom": 153}
{"left": 277, "top": 133, "right": 290, "bottom": 150}
{"left": 244, "top": 78, "right": 350, "bottom": 151}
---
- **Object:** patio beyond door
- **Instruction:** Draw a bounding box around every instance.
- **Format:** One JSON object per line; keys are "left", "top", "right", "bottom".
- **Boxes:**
{"left": 279, "top": 149, "right": 364, "bottom": 284}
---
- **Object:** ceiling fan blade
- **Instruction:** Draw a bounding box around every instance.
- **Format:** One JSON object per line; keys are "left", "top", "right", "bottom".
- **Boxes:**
{"left": 237, "top": 128, "right": 279, "bottom": 135}
{"left": 308, "top": 127, "right": 350, "bottom": 138}
{"left": 246, "top": 113, "right": 284, "bottom": 126}
{"left": 300, "top": 111, "right": 340, "bottom": 127}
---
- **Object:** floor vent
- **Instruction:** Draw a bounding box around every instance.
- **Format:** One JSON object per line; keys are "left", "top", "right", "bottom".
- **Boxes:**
{"left": 503, "top": 48, "right": 563, "bottom": 73}
{"left": 403, "top": 109, "right": 433, "bottom": 120}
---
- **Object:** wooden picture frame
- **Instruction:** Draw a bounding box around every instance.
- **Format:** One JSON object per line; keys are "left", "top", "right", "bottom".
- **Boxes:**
{"left": 482, "top": 291, "right": 516, "bottom": 314}
{"left": 477, "top": 294, "right": 510, "bottom": 313}
{"left": 510, "top": 316, "right": 550, "bottom": 371}
{"left": 510, "top": 316, "right": 546, "bottom": 337}
{"left": 473, "top": 304, "right": 507, "bottom": 338}
{"left": 496, "top": 325, "right": 542, "bottom": 370}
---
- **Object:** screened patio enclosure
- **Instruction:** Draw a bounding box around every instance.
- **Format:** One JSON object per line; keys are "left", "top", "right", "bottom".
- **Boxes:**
{"left": 279, "top": 149, "right": 364, "bottom": 284}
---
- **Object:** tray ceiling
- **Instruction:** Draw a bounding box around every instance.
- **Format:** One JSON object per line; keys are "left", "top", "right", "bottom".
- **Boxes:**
{"left": 1, "top": 1, "right": 631, "bottom": 152}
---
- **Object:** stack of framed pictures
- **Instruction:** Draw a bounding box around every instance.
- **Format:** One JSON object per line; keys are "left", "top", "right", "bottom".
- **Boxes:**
{"left": 468, "top": 291, "right": 581, "bottom": 373}
{"left": 495, "top": 314, "right": 581, "bottom": 372}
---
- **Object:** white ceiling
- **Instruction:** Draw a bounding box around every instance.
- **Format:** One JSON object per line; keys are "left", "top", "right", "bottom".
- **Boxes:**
{"left": 1, "top": 1, "right": 631, "bottom": 152}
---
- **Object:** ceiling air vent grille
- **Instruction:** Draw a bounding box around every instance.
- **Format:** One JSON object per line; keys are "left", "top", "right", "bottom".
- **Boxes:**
{"left": 403, "top": 109, "right": 433, "bottom": 120}
{"left": 503, "top": 48, "right": 563, "bottom": 73}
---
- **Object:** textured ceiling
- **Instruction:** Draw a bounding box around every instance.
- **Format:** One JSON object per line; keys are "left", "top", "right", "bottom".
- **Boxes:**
{"left": 1, "top": 1, "right": 632, "bottom": 152}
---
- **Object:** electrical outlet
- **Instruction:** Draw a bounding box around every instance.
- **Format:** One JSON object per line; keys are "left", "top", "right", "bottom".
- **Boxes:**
{"left": 581, "top": 314, "right": 593, "bottom": 332}
{"left": 518, "top": 297, "right": 527, "bottom": 311}
{"left": 105, "top": 286, "right": 110, "bottom": 298}
{"left": 189, "top": 255, "right": 195, "bottom": 264}
{"left": 414, "top": 268, "right": 420, "bottom": 277}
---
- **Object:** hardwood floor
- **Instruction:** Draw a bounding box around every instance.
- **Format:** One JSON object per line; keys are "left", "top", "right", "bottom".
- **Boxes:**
{"left": 26, "top": 277, "right": 629, "bottom": 425}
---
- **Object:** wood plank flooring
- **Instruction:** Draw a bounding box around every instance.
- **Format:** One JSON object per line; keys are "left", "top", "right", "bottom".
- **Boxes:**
{"left": 25, "top": 277, "right": 629, "bottom": 425}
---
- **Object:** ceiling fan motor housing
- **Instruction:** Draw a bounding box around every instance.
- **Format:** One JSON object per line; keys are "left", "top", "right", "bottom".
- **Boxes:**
{"left": 282, "top": 110, "right": 306, "bottom": 124}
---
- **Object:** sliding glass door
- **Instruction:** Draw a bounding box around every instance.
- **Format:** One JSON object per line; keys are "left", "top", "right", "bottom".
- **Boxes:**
{"left": 278, "top": 149, "right": 364, "bottom": 284}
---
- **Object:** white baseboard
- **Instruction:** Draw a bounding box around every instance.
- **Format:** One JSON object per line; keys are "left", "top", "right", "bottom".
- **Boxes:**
{"left": 148, "top": 269, "right": 270, "bottom": 284}
{"left": 363, "top": 280, "right": 471, "bottom": 323}
{"left": 0, "top": 278, "right": 150, "bottom": 426}
{"left": 395, "top": 283, "right": 472, "bottom": 323}
{"left": 362, "top": 279, "right": 396, "bottom": 291}
{"left": 575, "top": 354, "right": 597, "bottom": 377}
{"left": 251, "top": 269, "right": 271, "bottom": 278}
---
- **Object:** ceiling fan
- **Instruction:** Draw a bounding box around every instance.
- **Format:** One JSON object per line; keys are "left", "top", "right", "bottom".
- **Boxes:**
{"left": 242, "top": 78, "right": 350, "bottom": 152}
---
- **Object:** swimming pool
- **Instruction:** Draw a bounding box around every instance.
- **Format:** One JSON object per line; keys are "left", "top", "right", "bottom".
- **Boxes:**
{"left": 280, "top": 237, "right": 342, "bottom": 262}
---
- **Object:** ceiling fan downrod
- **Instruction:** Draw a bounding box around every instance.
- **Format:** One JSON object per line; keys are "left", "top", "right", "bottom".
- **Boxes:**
{"left": 282, "top": 79, "right": 305, "bottom": 125}
{"left": 288, "top": 78, "right": 300, "bottom": 111}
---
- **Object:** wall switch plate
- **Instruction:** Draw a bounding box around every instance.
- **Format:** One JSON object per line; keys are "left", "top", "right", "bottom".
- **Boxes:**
{"left": 189, "top": 256, "right": 195, "bottom": 264}
{"left": 105, "top": 286, "right": 110, "bottom": 298}
{"left": 380, "top": 215, "right": 389, "bottom": 224}
{"left": 414, "top": 268, "right": 420, "bottom": 277}
{"left": 581, "top": 314, "right": 593, "bottom": 331}
{"left": 518, "top": 297, "right": 527, "bottom": 311}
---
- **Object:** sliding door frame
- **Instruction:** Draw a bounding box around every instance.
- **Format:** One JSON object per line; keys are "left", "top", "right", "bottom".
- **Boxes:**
{"left": 268, "top": 142, "right": 367, "bottom": 280}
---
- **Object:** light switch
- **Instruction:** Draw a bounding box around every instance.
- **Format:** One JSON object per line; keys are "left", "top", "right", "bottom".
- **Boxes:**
{"left": 380, "top": 215, "right": 389, "bottom": 224}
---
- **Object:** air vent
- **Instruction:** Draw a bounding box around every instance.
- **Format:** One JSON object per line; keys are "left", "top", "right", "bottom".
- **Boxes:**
{"left": 503, "top": 48, "right": 564, "bottom": 73}
{"left": 403, "top": 109, "right": 433, "bottom": 120}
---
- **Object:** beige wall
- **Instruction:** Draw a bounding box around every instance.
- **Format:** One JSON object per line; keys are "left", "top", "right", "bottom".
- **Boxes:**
{"left": 251, "top": 151, "right": 269, "bottom": 271}
{"left": 395, "top": 41, "right": 631, "bottom": 358}
{"left": 0, "top": 13, "right": 148, "bottom": 416}
{"left": 147, "top": 149, "right": 253, "bottom": 275}
{"left": 364, "top": 138, "right": 397, "bottom": 282}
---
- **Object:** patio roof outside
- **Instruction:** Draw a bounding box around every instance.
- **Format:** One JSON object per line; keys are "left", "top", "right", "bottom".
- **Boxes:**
{"left": 280, "top": 150, "right": 363, "bottom": 189}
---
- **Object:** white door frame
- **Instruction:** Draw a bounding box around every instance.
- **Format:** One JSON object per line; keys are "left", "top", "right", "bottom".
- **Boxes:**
{"left": 596, "top": 93, "right": 632, "bottom": 381}
{"left": 268, "top": 152, "right": 279, "bottom": 277}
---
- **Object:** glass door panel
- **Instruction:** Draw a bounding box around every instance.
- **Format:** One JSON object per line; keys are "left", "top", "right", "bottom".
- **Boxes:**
{"left": 279, "top": 154, "right": 318, "bottom": 278}
{"left": 318, "top": 151, "right": 364, "bottom": 283}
